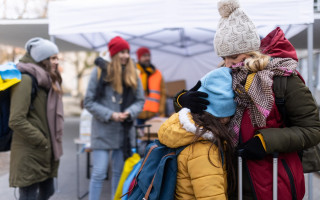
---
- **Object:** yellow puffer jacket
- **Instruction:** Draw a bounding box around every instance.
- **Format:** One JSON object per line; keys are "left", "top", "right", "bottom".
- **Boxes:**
{"left": 158, "top": 108, "right": 228, "bottom": 200}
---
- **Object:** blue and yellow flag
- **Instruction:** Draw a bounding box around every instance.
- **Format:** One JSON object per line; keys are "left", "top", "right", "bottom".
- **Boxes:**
{"left": 0, "top": 62, "right": 21, "bottom": 91}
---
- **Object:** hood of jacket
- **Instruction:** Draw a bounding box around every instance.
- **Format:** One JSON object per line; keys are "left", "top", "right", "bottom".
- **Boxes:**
{"left": 260, "top": 27, "right": 298, "bottom": 61}
{"left": 158, "top": 108, "right": 214, "bottom": 148}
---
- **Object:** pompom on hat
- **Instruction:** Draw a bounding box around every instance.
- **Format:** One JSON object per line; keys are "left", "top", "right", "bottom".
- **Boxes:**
{"left": 198, "top": 67, "right": 236, "bottom": 118}
{"left": 108, "top": 36, "right": 130, "bottom": 57}
{"left": 214, "top": 0, "right": 260, "bottom": 57}
{"left": 25, "top": 37, "right": 59, "bottom": 62}
{"left": 218, "top": 0, "right": 240, "bottom": 18}
{"left": 136, "top": 47, "right": 151, "bottom": 61}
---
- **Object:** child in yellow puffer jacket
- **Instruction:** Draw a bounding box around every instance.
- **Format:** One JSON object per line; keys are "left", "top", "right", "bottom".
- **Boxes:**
{"left": 158, "top": 67, "right": 237, "bottom": 200}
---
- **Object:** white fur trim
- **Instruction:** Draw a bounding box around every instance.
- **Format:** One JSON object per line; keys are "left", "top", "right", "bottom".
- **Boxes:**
{"left": 178, "top": 108, "right": 215, "bottom": 140}
{"left": 218, "top": 0, "right": 240, "bottom": 18}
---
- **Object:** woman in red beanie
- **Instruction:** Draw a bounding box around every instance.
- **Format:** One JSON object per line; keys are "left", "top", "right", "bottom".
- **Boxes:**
{"left": 84, "top": 36, "right": 145, "bottom": 200}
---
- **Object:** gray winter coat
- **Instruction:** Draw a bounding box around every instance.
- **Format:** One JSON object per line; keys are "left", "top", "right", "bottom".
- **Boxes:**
{"left": 84, "top": 67, "right": 145, "bottom": 150}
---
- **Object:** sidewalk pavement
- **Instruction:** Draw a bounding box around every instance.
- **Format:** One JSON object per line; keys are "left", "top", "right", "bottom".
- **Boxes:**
{"left": 0, "top": 117, "right": 111, "bottom": 200}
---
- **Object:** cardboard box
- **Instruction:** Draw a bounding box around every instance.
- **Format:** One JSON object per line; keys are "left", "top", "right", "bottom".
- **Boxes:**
{"left": 145, "top": 117, "right": 168, "bottom": 134}
{"left": 165, "top": 80, "right": 186, "bottom": 98}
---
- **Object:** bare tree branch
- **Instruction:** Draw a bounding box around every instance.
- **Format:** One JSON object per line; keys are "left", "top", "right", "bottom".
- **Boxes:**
{"left": 41, "top": 0, "right": 50, "bottom": 18}
{"left": 3, "top": 0, "right": 7, "bottom": 19}
{"left": 73, "top": 52, "right": 97, "bottom": 97}
{"left": 17, "top": 0, "right": 29, "bottom": 19}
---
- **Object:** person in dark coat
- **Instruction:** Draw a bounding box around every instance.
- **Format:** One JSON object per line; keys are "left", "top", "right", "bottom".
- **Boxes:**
{"left": 174, "top": 0, "right": 320, "bottom": 199}
{"left": 9, "top": 37, "right": 63, "bottom": 200}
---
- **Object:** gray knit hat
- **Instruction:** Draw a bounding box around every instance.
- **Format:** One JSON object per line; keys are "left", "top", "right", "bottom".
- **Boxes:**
{"left": 214, "top": 0, "right": 260, "bottom": 57}
{"left": 25, "top": 37, "right": 59, "bottom": 62}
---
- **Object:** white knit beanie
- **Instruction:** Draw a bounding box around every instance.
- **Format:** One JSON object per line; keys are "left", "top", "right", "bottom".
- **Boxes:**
{"left": 25, "top": 37, "right": 59, "bottom": 62}
{"left": 214, "top": 0, "right": 260, "bottom": 57}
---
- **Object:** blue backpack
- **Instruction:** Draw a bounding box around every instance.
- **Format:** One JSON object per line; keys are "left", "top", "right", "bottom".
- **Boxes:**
{"left": 0, "top": 63, "right": 38, "bottom": 152}
{"left": 127, "top": 139, "right": 187, "bottom": 200}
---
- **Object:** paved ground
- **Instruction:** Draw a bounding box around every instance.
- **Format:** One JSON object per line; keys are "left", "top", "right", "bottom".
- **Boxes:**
{"left": 1, "top": 117, "right": 320, "bottom": 200}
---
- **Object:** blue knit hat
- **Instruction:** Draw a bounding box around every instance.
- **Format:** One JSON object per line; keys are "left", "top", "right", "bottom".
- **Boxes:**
{"left": 198, "top": 67, "right": 236, "bottom": 118}
{"left": 25, "top": 37, "right": 59, "bottom": 62}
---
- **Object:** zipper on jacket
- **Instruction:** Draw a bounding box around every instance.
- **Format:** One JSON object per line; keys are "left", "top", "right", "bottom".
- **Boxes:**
{"left": 281, "top": 159, "right": 297, "bottom": 200}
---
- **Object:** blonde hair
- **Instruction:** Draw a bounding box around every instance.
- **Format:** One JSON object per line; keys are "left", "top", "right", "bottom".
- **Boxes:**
{"left": 105, "top": 54, "right": 137, "bottom": 94}
{"left": 243, "top": 51, "right": 270, "bottom": 72}
{"left": 218, "top": 51, "right": 270, "bottom": 72}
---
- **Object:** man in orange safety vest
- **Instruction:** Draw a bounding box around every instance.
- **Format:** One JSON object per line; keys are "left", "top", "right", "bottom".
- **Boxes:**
{"left": 136, "top": 47, "right": 166, "bottom": 125}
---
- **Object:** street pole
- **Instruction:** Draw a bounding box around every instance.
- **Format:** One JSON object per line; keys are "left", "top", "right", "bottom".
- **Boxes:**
{"left": 307, "top": 22, "right": 314, "bottom": 200}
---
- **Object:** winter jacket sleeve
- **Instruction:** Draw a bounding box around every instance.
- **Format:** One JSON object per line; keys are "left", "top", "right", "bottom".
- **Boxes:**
{"left": 176, "top": 143, "right": 227, "bottom": 200}
{"left": 124, "top": 77, "right": 145, "bottom": 119}
{"left": 84, "top": 67, "right": 114, "bottom": 123}
{"left": 9, "top": 75, "right": 48, "bottom": 148}
{"left": 259, "top": 75, "right": 320, "bottom": 153}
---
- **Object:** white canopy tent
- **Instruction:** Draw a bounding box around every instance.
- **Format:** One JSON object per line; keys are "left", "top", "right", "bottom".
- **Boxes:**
{"left": 48, "top": 0, "right": 314, "bottom": 89}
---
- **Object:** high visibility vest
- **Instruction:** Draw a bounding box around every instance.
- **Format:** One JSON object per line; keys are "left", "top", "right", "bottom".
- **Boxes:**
{"left": 140, "top": 69, "right": 162, "bottom": 113}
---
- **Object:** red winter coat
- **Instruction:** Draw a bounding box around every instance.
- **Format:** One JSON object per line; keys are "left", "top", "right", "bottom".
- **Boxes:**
{"left": 240, "top": 105, "right": 305, "bottom": 200}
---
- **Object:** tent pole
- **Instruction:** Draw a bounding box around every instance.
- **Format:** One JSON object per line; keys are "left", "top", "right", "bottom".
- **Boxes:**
{"left": 50, "top": 35, "right": 56, "bottom": 44}
{"left": 307, "top": 23, "right": 314, "bottom": 94}
{"left": 51, "top": 33, "right": 59, "bottom": 194}
{"left": 317, "top": 53, "right": 320, "bottom": 90}
{"left": 307, "top": 22, "right": 314, "bottom": 200}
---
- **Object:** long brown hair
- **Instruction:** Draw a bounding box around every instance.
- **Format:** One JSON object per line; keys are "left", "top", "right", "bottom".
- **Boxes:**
{"left": 191, "top": 112, "right": 236, "bottom": 194}
{"left": 39, "top": 59, "right": 62, "bottom": 93}
{"left": 105, "top": 53, "right": 137, "bottom": 94}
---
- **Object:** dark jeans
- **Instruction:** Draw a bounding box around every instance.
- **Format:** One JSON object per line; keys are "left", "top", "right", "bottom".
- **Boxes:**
{"left": 19, "top": 178, "right": 55, "bottom": 200}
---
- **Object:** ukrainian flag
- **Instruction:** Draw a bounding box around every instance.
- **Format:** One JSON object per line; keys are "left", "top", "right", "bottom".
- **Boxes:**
{"left": 0, "top": 62, "right": 21, "bottom": 91}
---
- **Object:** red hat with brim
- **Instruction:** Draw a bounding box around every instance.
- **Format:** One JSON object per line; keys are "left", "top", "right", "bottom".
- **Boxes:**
{"left": 108, "top": 36, "right": 130, "bottom": 57}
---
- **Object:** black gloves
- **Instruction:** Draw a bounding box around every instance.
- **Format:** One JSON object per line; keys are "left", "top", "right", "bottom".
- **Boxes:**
{"left": 178, "top": 81, "right": 209, "bottom": 113}
{"left": 238, "top": 137, "right": 266, "bottom": 160}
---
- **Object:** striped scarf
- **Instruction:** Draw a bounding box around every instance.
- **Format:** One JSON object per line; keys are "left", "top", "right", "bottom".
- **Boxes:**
{"left": 229, "top": 57, "right": 298, "bottom": 145}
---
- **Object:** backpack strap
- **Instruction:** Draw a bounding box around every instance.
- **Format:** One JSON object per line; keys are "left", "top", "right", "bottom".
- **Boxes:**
{"left": 97, "top": 67, "right": 102, "bottom": 81}
{"left": 21, "top": 72, "right": 39, "bottom": 110}
{"left": 120, "top": 144, "right": 157, "bottom": 199}
{"left": 135, "top": 145, "right": 158, "bottom": 180}
{"left": 273, "top": 76, "right": 287, "bottom": 124}
{"left": 94, "top": 66, "right": 108, "bottom": 100}
{"left": 144, "top": 150, "right": 176, "bottom": 200}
